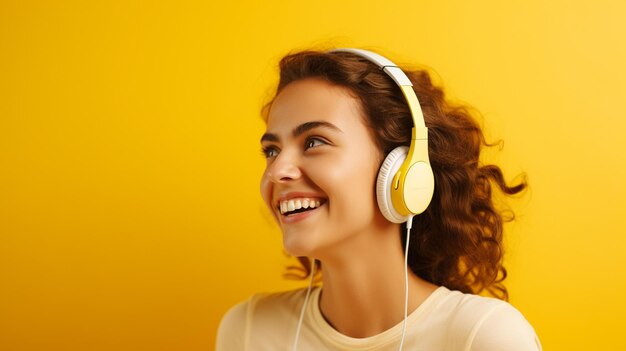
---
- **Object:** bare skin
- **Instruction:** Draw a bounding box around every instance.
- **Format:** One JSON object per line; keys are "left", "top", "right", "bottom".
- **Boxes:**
{"left": 260, "top": 77, "right": 439, "bottom": 338}
{"left": 318, "top": 229, "right": 439, "bottom": 338}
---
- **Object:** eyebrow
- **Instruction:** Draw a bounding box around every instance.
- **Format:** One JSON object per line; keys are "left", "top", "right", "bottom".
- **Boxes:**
{"left": 260, "top": 121, "right": 343, "bottom": 143}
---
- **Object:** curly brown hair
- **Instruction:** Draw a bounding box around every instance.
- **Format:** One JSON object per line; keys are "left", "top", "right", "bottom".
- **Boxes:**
{"left": 261, "top": 49, "right": 527, "bottom": 301}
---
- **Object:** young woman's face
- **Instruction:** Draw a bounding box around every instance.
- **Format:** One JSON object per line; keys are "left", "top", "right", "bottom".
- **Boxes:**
{"left": 260, "top": 78, "right": 388, "bottom": 259}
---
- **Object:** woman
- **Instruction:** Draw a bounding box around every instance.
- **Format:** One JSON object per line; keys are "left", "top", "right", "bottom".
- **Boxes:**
{"left": 217, "top": 48, "right": 542, "bottom": 350}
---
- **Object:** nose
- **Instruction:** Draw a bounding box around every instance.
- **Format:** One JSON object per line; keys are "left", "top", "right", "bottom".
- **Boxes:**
{"left": 264, "top": 150, "right": 302, "bottom": 183}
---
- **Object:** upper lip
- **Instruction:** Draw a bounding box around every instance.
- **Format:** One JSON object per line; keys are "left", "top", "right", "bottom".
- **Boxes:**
{"left": 274, "top": 191, "right": 327, "bottom": 211}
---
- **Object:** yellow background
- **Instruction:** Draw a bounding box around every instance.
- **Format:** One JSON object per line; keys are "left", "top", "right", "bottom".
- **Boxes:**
{"left": 1, "top": 0, "right": 625, "bottom": 350}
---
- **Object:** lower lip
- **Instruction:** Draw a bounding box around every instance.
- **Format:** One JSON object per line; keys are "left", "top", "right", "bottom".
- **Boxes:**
{"left": 280, "top": 204, "right": 325, "bottom": 224}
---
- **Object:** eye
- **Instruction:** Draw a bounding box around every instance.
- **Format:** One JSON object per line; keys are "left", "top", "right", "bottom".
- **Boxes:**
{"left": 305, "top": 137, "right": 327, "bottom": 150}
{"left": 261, "top": 145, "right": 279, "bottom": 159}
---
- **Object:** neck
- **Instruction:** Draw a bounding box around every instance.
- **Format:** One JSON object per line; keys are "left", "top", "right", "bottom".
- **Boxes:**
{"left": 316, "top": 224, "right": 438, "bottom": 338}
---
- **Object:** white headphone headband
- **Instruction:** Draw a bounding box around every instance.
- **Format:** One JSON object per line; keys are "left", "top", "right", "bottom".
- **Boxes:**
{"left": 327, "top": 47, "right": 434, "bottom": 218}
{"left": 328, "top": 48, "right": 413, "bottom": 87}
{"left": 329, "top": 48, "right": 427, "bottom": 135}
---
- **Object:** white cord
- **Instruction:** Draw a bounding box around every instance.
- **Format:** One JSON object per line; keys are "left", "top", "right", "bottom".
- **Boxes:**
{"left": 291, "top": 259, "right": 316, "bottom": 351}
{"left": 291, "top": 217, "right": 413, "bottom": 351}
{"left": 398, "top": 215, "right": 414, "bottom": 351}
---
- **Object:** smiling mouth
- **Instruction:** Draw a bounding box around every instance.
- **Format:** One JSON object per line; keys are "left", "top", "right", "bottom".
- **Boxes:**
{"left": 277, "top": 198, "right": 327, "bottom": 216}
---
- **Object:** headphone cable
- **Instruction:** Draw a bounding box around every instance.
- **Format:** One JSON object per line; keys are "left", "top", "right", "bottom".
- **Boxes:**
{"left": 291, "top": 259, "right": 316, "bottom": 351}
{"left": 398, "top": 215, "right": 414, "bottom": 351}
{"left": 291, "top": 215, "right": 414, "bottom": 351}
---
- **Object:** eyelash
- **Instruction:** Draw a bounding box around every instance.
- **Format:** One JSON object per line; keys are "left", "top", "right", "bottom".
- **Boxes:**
{"left": 260, "top": 146, "right": 278, "bottom": 159}
{"left": 305, "top": 137, "right": 327, "bottom": 150}
{"left": 260, "top": 137, "right": 328, "bottom": 159}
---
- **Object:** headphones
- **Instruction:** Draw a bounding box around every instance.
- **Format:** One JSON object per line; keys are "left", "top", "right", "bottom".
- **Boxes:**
{"left": 329, "top": 48, "right": 435, "bottom": 223}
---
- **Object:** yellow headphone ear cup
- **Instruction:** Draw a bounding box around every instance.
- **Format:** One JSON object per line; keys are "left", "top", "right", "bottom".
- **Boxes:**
{"left": 403, "top": 161, "right": 435, "bottom": 215}
{"left": 376, "top": 147, "right": 411, "bottom": 223}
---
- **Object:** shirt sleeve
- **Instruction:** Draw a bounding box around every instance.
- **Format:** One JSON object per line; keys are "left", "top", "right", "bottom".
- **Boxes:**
{"left": 469, "top": 303, "right": 542, "bottom": 351}
{"left": 216, "top": 299, "right": 250, "bottom": 351}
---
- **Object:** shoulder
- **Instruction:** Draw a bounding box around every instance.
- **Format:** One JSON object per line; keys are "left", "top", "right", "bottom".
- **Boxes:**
{"left": 216, "top": 288, "right": 310, "bottom": 351}
{"left": 249, "top": 287, "right": 311, "bottom": 319}
{"left": 468, "top": 301, "right": 542, "bottom": 351}
{"left": 434, "top": 288, "right": 542, "bottom": 351}
{"left": 216, "top": 297, "right": 250, "bottom": 351}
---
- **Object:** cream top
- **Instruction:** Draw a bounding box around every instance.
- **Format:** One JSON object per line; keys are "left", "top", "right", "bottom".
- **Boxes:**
{"left": 217, "top": 285, "right": 542, "bottom": 351}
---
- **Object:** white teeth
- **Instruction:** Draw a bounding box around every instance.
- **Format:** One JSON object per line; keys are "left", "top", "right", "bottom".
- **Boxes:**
{"left": 278, "top": 197, "right": 324, "bottom": 214}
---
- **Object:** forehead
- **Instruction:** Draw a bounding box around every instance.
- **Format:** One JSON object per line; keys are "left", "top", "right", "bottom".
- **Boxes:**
{"left": 266, "top": 78, "right": 365, "bottom": 134}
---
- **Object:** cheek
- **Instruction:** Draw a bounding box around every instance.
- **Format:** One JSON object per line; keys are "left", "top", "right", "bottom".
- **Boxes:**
{"left": 313, "top": 155, "right": 379, "bottom": 208}
{"left": 259, "top": 171, "right": 273, "bottom": 210}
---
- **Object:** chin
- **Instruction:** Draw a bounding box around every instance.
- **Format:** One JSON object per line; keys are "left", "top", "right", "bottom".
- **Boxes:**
{"left": 282, "top": 232, "right": 321, "bottom": 258}
{"left": 282, "top": 239, "right": 312, "bottom": 258}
